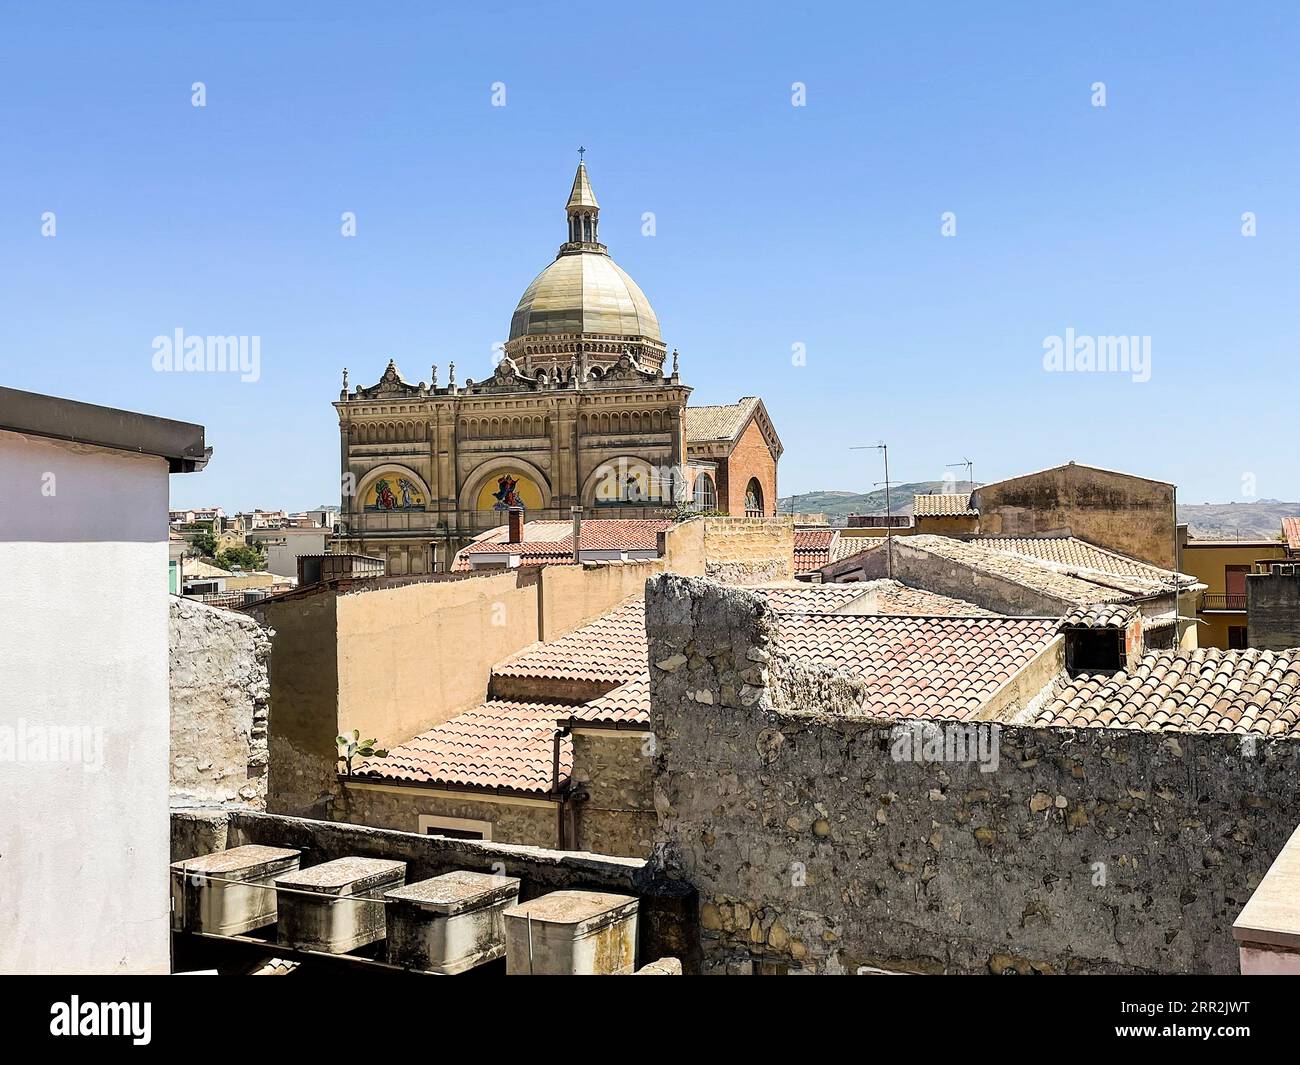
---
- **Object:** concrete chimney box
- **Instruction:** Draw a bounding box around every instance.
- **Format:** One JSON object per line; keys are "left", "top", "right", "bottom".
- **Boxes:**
{"left": 503, "top": 890, "right": 639, "bottom": 975}
{"left": 385, "top": 870, "right": 521, "bottom": 974}
{"left": 274, "top": 857, "right": 406, "bottom": 954}
{"left": 170, "top": 845, "right": 301, "bottom": 936}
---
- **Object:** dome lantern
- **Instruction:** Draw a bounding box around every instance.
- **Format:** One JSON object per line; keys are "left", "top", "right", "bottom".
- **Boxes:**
{"left": 505, "top": 156, "right": 667, "bottom": 374}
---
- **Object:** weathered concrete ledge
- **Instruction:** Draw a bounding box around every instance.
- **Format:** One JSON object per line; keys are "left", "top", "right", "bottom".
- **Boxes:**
{"left": 169, "top": 808, "right": 698, "bottom": 971}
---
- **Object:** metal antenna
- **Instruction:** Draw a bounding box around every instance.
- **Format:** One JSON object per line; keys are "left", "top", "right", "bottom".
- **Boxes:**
{"left": 852, "top": 443, "right": 892, "bottom": 578}
{"left": 946, "top": 457, "right": 975, "bottom": 491}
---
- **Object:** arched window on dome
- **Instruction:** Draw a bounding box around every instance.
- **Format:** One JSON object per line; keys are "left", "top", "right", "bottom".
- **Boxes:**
{"left": 744, "top": 478, "right": 764, "bottom": 517}
{"left": 693, "top": 473, "right": 717, "bottom": 512}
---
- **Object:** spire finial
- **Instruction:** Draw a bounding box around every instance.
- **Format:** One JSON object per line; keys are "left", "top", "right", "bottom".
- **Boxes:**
{"left": 578, "top": 145, "right": 586, "bottom": 164}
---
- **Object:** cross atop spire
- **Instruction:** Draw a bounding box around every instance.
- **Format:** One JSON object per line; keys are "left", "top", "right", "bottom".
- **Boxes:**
{"left": 578, "top": 145, "right": 586, "bottom": 163}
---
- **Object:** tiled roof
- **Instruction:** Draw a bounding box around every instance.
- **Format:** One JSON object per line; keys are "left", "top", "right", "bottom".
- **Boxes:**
{"left": 684, "top": 398, "right": 759, "bottom": 443}
{"left": 755, "top": 583, "right": 871, "bottom": 613}
{"left": 453, "top": 519, "right": 675, "bottom": 571}
{"left": 568, "top": 674, "right": 651, "bottom": 726}
{"left": 354, "top": 699, "right": 572, "bottom": 793}
{"left": 971, "top": 536, "right": 1191, "bottom": 586}
{"left": 1283, "top": 517, "right": 1300, "bottom": 552}
{"left": 493, "top": 598, "right": 648, "bottom": 686}
{"left": 794, "top": 528, "right": 838, "bottom": 572}
{"left": 828, "top": 535, "right": 884, "bottom": 564}
{"left": 913, "top": 493, "right": 977, "bottom": 517}
{"left": 858, "top": 581, "right": 998, "bottom": 617}
{"left": 1057, "top": 603, "right": 1139, "bottom": 630}
{"left": 1036, "top": 649, "right": 1300, "bottom": 736}
{"left": 902, "top": 535, "right": 1157, "bottom": 605}
{"left": 774, "top": 614, "right": 1059, "bottom": 720}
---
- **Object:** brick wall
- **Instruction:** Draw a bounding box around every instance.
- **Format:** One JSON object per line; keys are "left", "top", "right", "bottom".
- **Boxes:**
{"left": 720, "top": 418, "right": 777, "bottom": 516}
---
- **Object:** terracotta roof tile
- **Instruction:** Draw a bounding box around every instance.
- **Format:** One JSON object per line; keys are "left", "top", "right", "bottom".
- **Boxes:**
{"left": 354, "top": 700, "right": 572, "bottom": 793}
{"left": 794, "top": 528, "right": 838, "bottom": 572}
{"left": 913, "top": 493, "right": 977, "bottom": 517}
{"left": 568, "top": 674, "right": 651, "bottom": 726}
{"left": 453, "top": 519, "right": 675, "bottom": 571}
{"left": 684, "top": 398, "right": 759, "bottom": 443}
{"left": 854, "top": 580, "right": 998, "bottom": 616}
{"left": 493, "top": 598, "right": 648, "bottom": 686}
{"left": 1283, "top": 517, "right": 1300, "bottom": 552}
{"left": 1036, "top": 648, "right": 1300, "bottom": 736}
{"left": 755, "top": 583, "right": 872, "bottom": 613}
{"left": 903, "top": 535, "right": 1170, "bottom": 605}
{"left": 1057, "top": 603, "right": 1140, "bottom": 630}
{"left": 972, "top": 536, "right": 1192, "bottom": 586}
{"left": 774, "top": 614, "right": 1058, "bottom": 720}
{"left": 827, "top": 536, "right": 885, "bottom": 564}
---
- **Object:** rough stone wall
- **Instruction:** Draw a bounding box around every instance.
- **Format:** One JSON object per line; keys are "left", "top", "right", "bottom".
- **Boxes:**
{"left": 1248, "top": 570, "right": 1300, "bottom": 650}
{"left": 169, "top": 597, "right": 271, "bottom": 808}
{"left": 337, "top": 783, "right": 558, "bottom": 847}
{"left": 701, "top": 516, "right": 794, "bottom": 584}
{"left": 572, "top": 729, "right": 656, "bottom": 858}
{"left": 645, "top": 573, "right": 1300, "bottom": 975}
{"left": 247, "top": 589, "right": 340, "bottom": 817}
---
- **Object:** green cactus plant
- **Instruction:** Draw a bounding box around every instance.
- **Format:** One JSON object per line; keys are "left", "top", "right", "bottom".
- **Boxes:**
{"left": 337, "top": 729, "right": 387, "bottom": 775}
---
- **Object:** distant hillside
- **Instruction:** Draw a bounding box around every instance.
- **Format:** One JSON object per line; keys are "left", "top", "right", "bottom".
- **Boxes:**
{"left": 1178, "top": 500, "right": 1297, "bottom": 540}
{"left": 781, "top": 486, "right": 1297, "bottom": 540}
{"left": 780, "top": 482, "right": 973, "bottom": 524}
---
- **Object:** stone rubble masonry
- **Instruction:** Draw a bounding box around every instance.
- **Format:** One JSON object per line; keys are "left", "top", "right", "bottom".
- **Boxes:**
{"left": 169, "top": 597, "right": 271, "bottom": 808}
{"left": 700, "top": 515, "right": 794, "bottom": 585}
{"left": 571, "top": 729, "right": 656, "bottom": 858}
{"left": 644, "top": 573, "right": 1300, "bottom": 975}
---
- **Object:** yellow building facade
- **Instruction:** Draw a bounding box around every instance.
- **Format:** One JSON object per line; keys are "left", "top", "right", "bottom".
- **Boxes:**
{"left": 1180, "top": 537, "right": 1286, "bottom": 649}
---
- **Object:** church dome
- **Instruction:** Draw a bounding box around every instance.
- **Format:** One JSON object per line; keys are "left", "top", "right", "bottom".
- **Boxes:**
{"left": 505, "top": 161, "right": 667, "bottom": 374}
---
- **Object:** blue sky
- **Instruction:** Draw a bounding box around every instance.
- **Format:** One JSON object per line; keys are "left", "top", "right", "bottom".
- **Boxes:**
{"left": 2, "top": 0, "right": 1297, "bottom": 509}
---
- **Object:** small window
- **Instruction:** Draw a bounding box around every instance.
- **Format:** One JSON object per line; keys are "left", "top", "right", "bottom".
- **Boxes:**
{"left": 693, "top": 473, "right": 717, "bottom": 511}
{"left": 417, "top": 814, "right": 492, "bottom": 841}
{"left": 1228, "top": 626, "right": 1248, "bottom": 649}
{"left": 1064, "top": 628, "right": 1124, "bottom": 674}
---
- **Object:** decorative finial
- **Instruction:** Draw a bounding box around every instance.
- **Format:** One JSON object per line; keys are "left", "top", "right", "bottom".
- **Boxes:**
{"left": 342, "top": 367, "right": 349, "bottom": 388}
{"left": 431, "top": 363, "right": 438, "bottom": 387}
{"left": 448, "top": 361, "right": 456, "bottom": 388}
{"left": 578, "top": 145, "right": 586, "bottom": 164}
{"left": 672, "top": 349, "right": 679, "bottom": 375}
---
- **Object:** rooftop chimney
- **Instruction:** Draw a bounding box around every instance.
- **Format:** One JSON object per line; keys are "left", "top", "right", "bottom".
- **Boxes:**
{"left": 507, "top": 507, "right": 524, "bottom": 545}
{"left": 571, "top": 506, "right": 583, "bottom": 563}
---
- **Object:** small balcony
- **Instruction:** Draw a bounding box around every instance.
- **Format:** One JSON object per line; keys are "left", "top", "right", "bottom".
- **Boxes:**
{"left": 1200, "top": 592, "right": 1246, "bottom": 612}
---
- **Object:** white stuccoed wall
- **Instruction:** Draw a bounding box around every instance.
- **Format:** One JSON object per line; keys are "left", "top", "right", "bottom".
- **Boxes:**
{"left": 0, "top": 427, "right": 171, "bottom": 973}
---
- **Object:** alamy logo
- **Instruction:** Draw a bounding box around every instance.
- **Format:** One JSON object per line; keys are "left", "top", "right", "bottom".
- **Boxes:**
{"left": 0, "top": 720, "right": 103, "bottom": 772}
{"left": 151, "top": 328, "right": 261, "bottom": 382}
{"left": 1042, "top": 327, "right": 1151, "bottom": 383}
{"left": 50, "top": 997, "right": 151, "bottom": 1045}
{"left": 890, "top": 721, "right": 1000, "bottom": 773}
